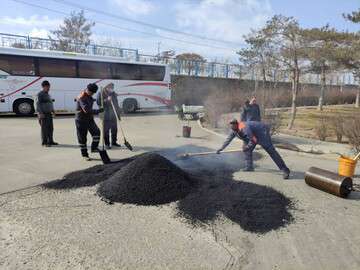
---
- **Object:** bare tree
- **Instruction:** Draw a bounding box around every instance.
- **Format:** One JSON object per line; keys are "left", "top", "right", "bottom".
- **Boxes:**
{"left": 175, "top": 53, "right": 206, "bottom": 76}
{"left": 49, "top": 10, "right": 95, "bottom": 53}
{"left": 263, "top": 15, "right": 307, "bottom": 129}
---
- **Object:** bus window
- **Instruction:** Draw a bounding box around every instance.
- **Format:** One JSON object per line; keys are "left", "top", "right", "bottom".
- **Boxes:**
{"left": 140, "top": 65, "right": 165, "bottom": 81}
{"left": 111, "top": 63, "right": 141, "bottom": 80}
{"left": 0, "top": 55, "right": 35, "bottom": 76}
{"left": 79, "top": 61, "right": 111, "bottom": 79}
{"left": 38, "top": 58, "right": 76, "bottom": 77}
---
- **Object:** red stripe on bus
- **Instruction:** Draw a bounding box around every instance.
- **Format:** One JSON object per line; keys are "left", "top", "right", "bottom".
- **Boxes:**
{"left": 117, "top": 93, "right": 172, "bottom": 106}
{"left": 1, "top": 77, "right": 43, "bottom": 99}
{"left": 124, "top": 82, "right": 169, "bottom": 87}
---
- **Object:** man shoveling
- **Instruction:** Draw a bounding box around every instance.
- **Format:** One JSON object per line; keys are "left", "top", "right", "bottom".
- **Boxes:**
{"left": 217, "top": 119, "right": 290, "bottom": 179}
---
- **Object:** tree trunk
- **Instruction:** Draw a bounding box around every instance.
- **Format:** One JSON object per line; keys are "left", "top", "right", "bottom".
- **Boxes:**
{"left": 356, "top": 87, "right": 360, "bottom": 108}
{"left": 318, "top": 66, "right": 326, "bottom": 111}
{"left": 262, "top": 66, "right": 266, "bottom": 111}
{"left": 262, "top": 67, "right": 267, "bottom": 89}
{"left": 288, "top": 68, "right": 299, "bottom": 130}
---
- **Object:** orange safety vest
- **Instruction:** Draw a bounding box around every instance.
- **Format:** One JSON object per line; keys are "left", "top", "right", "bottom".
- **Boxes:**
{"left": 238, "top": 121, "right": 257, "bottom": 144}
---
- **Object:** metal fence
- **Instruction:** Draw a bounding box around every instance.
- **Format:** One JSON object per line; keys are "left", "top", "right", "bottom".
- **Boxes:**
{"left": 0, "top": 32, "right": 356, "bottom": 84}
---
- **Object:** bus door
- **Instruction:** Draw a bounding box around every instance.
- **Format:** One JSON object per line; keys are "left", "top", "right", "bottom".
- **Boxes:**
{"left": 65, "top": 92, "right": 78, "bottom": 112}
{"left": 0, "top": 73, "right": 10, "bottom": 112}
{"left": 0, "top": 94, "right": 9, "bottom": 112}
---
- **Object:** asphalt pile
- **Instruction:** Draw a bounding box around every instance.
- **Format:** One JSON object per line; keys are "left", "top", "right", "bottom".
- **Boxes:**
{"left": 97, "top": 153, "right": 194, "bottom": 205}
{"left": 176, "top": 171, "right": 294, "bottom": 234}
{"left": 43, "top": 157, "right": 134, "bottom": 190}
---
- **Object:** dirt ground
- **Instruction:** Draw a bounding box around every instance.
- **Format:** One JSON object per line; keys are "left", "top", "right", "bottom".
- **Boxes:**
{"left": 1, "top": 114, "right": 360, "bottom": 270}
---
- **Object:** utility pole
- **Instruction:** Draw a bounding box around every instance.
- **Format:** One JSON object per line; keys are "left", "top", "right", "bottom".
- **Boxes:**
{"left": 157, "top": 41, "right": 161, "bottom": 56}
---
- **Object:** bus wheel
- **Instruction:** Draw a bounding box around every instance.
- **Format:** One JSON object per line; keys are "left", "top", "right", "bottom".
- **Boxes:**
{"left": 14, "top": 99, "right": 35, "bottom": 116}
{"left": 123, "top": 98, "right": 138, "bottom": 113}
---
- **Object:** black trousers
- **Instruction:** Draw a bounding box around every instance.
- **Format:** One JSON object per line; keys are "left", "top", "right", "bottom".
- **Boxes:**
{"left": 104, "top": 119, "right": 118, "bottom": 145}
{"left": 39, "top": 114, "right": 54, "bottom": 145}
{"left": 75, "top": 118, "right": 100, "bottom": 156}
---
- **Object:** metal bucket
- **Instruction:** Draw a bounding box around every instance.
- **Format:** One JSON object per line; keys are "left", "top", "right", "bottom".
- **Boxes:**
{"left": 182, "top": 126, "right": 191, "bottom": 138}
{"left": 305, "top": 167, "right": 353, "bottom": 198}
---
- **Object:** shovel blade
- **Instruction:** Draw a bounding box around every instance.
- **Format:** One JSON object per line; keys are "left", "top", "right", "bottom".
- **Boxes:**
{"left": 124, "top": 139, "right": 133, "bottom": 151}
{"left": 99, "top": 149, "right": 111, "bottom": 164}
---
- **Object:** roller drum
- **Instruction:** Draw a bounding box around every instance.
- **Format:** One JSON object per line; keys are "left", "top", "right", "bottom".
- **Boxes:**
{"left": 305, "top": 167, "right": 353, "bottom": 198}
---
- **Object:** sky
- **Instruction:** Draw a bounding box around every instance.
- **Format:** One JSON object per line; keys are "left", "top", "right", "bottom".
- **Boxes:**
{"left": 0, "top": 0, "right": 359, "bottom": 62}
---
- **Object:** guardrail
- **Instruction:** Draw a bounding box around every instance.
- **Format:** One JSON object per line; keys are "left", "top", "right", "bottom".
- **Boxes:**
{"left": 0, "top": 32, "right": 356, "bottom": 84}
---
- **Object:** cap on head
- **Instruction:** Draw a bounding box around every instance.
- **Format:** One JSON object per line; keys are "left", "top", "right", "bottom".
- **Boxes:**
{"left": 87, "top": 83, "right": 98, "bottom": 93}
{"left": 41, "top": 80, "right": 50, "bottom": 87}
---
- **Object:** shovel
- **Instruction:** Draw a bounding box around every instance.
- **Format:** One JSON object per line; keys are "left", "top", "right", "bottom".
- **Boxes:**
{"left": 110, "top": 99, "right": 133, "bottom": 151}
{"left": 99, "top": 87, "right": 111, "bottom": 164}
{"left": 177, "top": 149, "right": 242, "bottom": 159}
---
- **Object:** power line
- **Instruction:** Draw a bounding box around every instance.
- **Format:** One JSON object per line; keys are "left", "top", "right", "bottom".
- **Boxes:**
{"left": 51, "top": 0, "right": 245, "bottom": 47}
{"left": 10, "top": 0, "right": 238, "bottom": 51}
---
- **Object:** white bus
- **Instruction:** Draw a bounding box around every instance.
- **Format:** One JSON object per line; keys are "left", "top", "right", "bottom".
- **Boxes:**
{"left": 0, "top": 47, "right": 172, "bottom": 115}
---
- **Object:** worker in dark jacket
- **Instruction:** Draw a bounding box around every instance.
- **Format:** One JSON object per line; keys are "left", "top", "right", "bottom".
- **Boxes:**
{"left": 75, "top": 83, "right": 103, "bottom": 160}
{"left": 217, "top": 119, "right": 290, "bottom": 179}
{"left": 241, "top": 96, "right": 261, "bottom": 122}
{"left": 36, "top": 80, "right": 58, "bottom": 147}
{"left": 96, "top": 83, "right": 121, "bottom": 149}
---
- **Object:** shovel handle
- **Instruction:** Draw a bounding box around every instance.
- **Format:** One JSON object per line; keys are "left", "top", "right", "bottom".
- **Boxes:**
{"left": 353, "top": 152, "right": 360, "bottom": 161}
{"left": 179, "top": 149, "right": 242, "bottom": 158}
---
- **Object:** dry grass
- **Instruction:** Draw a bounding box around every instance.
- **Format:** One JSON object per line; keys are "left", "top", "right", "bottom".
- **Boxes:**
{"left": 277, "top": 105, "right": 360, "bottom": 143}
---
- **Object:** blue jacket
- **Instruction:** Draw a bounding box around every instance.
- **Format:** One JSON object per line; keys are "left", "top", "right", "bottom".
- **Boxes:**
{"left": 220, "top": 121, "right": 271, "bottom": 151}
{"left": 241, "top": 104, "right": 261, "bottom": 122}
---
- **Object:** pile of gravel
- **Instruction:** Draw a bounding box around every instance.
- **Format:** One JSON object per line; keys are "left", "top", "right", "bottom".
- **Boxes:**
{"left": 97, "top": 153, "right": 194, "bottom": 205}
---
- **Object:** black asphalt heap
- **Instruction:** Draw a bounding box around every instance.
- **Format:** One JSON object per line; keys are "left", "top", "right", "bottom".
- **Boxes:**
{"left": 176, "top": 176, "right": 294, "bottom": 234}
{"left": 43, "top": 158, "right": 134, "bottom": 190}
{"left": 97, "top": 153, "right": 194, "bottom": 205}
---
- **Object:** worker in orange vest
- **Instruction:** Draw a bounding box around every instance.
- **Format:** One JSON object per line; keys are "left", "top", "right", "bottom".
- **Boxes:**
{"left": 217, "top": 119, "right": 290, "bottom": 179}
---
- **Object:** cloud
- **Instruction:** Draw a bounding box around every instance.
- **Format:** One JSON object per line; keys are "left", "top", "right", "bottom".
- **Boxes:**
{"left": 0, "top": 15, "right": 61, "bottom": 28}
{"left": 29, "top": 28, "right": 50, "bottom": 38}
{"left": 111, "top": 0, "right": 155, "bottom": 16}
{"left": 174, "top": 0, "right": 272, "bottom": 44}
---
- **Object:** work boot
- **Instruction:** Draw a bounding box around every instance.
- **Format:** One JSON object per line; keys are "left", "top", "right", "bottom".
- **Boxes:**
{"left": 49, "top": 141, "right": 59, "bottom": 145}
{"left": 82, "top": 155, "right": 91, "bottom": 161}
{"left": 91, "top": 148, "right": 99, "bottom": 153}
{"left": 112, "top": 142, "right": 121, "bottom": 147}
{"left": 242, "top": 167, "right": 254, "bottom": 172}
{"left": 282, "top": 168, "right": 290, "bottom": 180}
{"left": 105, "top": 145, "right": 111, "bottom": 150}
{"left": 44, "top": 144, "right": 51, "bottom": 147}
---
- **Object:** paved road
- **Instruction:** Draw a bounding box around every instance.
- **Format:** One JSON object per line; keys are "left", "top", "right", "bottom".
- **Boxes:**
{"left": 0, "top": 113, "right": 213, "bottom": 194}
{"left": 1, "top": 114, "right": 360, "bottom": 270}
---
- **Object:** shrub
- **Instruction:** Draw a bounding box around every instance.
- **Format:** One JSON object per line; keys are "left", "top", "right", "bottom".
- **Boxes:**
{"left": 344, "top": 117, "right": 360, "bottom": 151}
{"left": 314, "top": 116, "right": 330, "bottom": 141}
{"left": 330, "top": 115, "right": 344, "bottom": 143}
{"left": 263, "top": 112, "right": 282, "bottom": 136}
